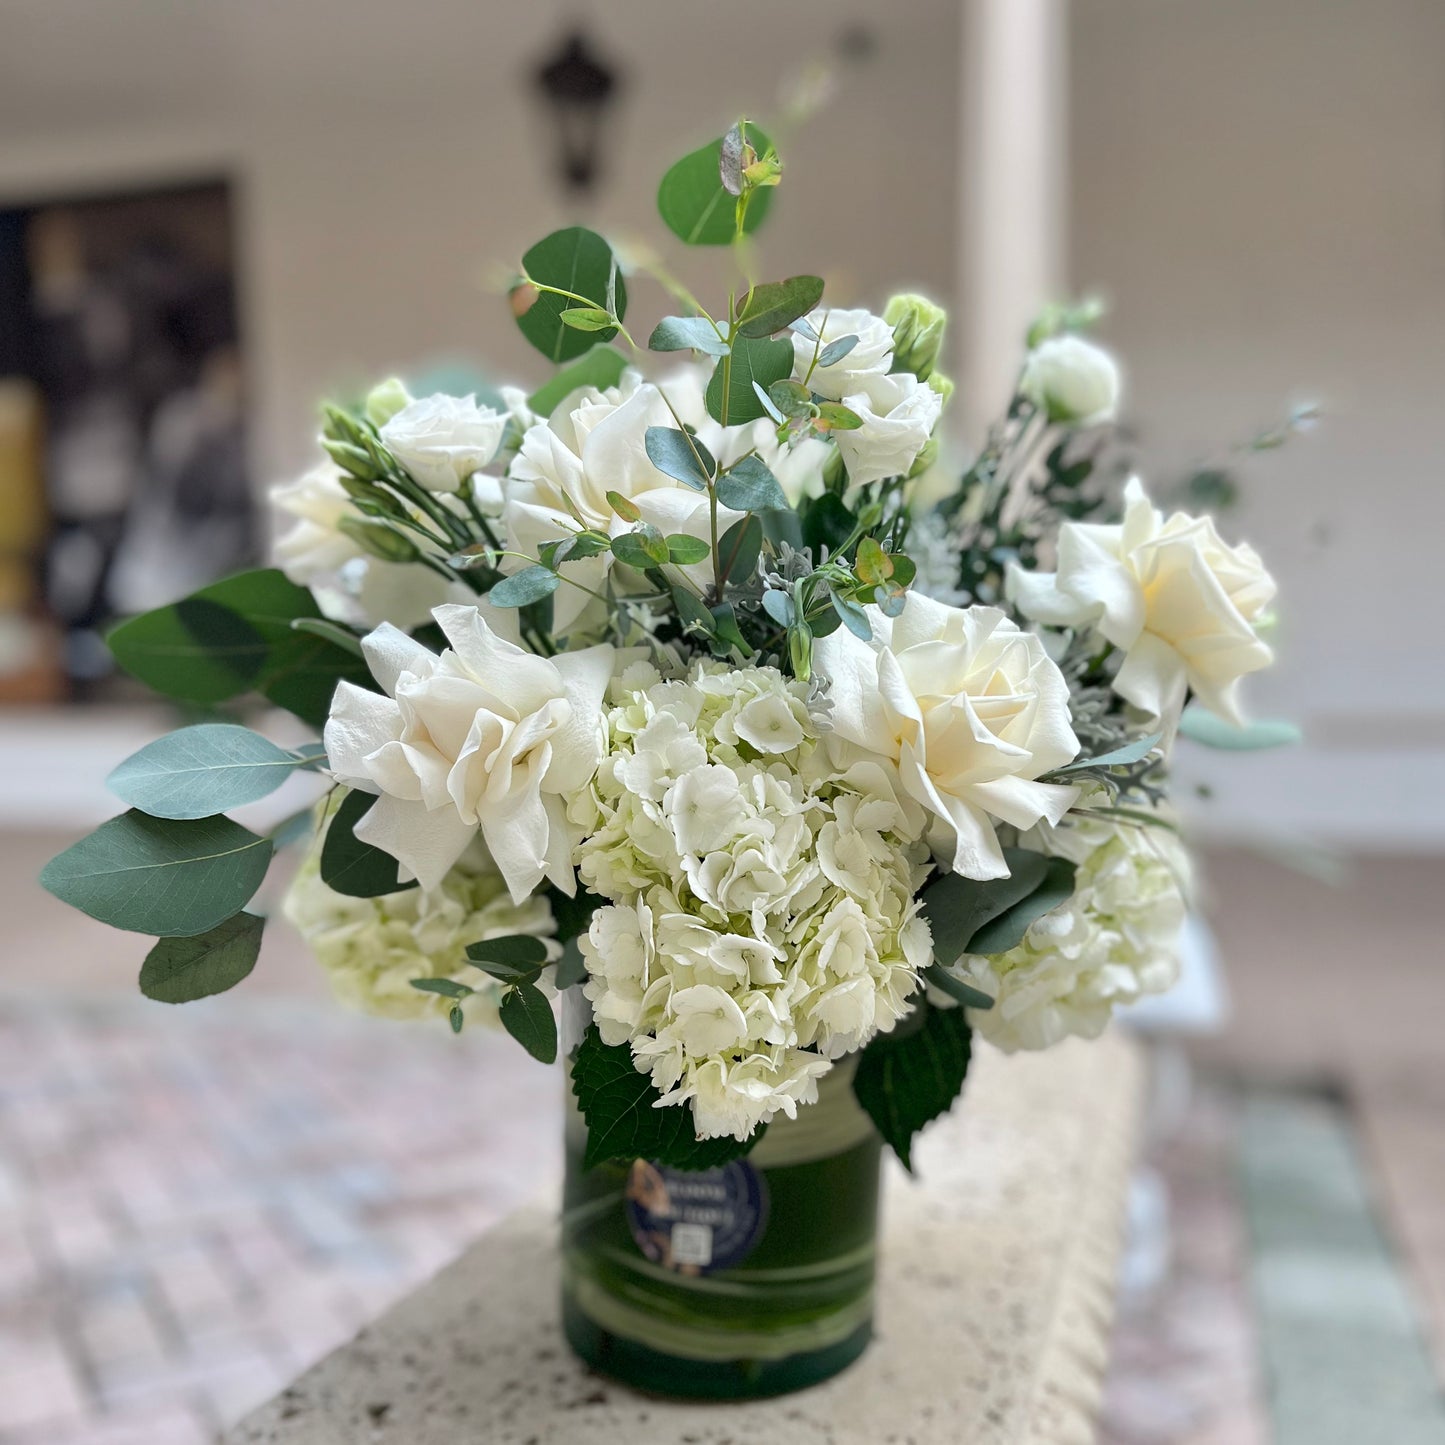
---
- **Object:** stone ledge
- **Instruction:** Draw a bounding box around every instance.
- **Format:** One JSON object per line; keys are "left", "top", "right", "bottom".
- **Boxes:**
{"left": 224, "top": 1032, "right": 1143, "bottom": 1445}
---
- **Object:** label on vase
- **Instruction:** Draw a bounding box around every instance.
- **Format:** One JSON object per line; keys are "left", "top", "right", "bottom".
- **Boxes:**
{"left": 624, "top": 1157, "right": 769, "bottom": 1276}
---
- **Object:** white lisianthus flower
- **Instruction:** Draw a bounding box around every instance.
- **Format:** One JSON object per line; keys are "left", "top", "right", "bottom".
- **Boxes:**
{"left": 944, "top": 814, "right": 1190, "bottom": 1052}
{"left": 1007, "top": 476, "right": 1277, "bottom": 725}
{"left": 791, "top": 306, "right": 896, "bottom": 401}
{"left": 813, "top": 592, "right": 1080, "bottom": 880}
{"left": 833, "top": 372, "right": 943, "bottom": 487}
{"left": 380, "top": 393, "right": 509, "bottom": 492}
{"left": 322, "top": 603, "right": 616, "bottom": 900}
{"left": 269, "top": 461, "right": 463, "bottom": 629}
{"left": 575, "top": 660, "right": 933, "bottom": 1141}
{"left": 1019, "top": 335, "right": 1121, "bottom": 426}
{"left": 283, "top": 822, "right": 558, "bottom": 1026}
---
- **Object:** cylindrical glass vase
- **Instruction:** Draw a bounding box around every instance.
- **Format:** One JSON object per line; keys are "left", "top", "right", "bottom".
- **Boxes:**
{"left": 561, "top": 1060, "right": 883, "bottom": 1400}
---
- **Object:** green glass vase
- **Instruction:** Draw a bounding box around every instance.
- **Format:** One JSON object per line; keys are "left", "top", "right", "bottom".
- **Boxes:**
{"left": 561, "top": 1059, "right": 883, "bottom": 1400}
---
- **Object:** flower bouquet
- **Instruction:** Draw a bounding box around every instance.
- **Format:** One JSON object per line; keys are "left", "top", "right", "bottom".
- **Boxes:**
{"left": 42, "top": 120, "right": 1279, "bottom": 1399}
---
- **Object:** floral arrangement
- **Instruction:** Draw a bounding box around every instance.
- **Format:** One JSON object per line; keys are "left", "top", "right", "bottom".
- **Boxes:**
{"left": 41, "top": 121, "right": 1279, "bottom": 1171}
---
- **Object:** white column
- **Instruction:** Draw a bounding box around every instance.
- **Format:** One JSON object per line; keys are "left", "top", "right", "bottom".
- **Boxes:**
{"left": 958, "top": 0, "right": 1069, "bottom": 444}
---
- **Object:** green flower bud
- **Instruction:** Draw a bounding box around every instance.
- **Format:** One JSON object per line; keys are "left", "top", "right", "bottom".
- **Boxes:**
{"left": 322, "top": 437, "right": 384, "bottom": 481}
{"left": 337, "top": 515, "right": 421, "bottom": 564}
{"left": 365, "top": 377, "right": 413, "bottom": 428}
{"left": 927, "top": 370, "right": 955, "bottom": 406}
{"left": 884, "top": 293, "right": 948, "bottom": 382}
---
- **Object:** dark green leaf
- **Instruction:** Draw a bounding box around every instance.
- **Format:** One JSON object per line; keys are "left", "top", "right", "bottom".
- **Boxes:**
{"left": 289, "top": 617, "right": 366, "bottom": 657}
{"left": 920, "top": 849, "right": 1050, "bottom": 968}
{"left": 736, "top": 275, "right": 824, "bottom": 339}
{"left": 666, "top": 534, "right": 711, "bottom": 564}
{"left": 259, "top": 630, "right": 374, "bottom": 729}
{"left": 466, "top": 934, "right": 549, "bottom": 967}
{"left": 488, "top": 565, "right": 560, "bottom": 608}
{"left": 768, "top": 379, "right": 813, "bottom": 418}
{"left": 41, "top": 812, "right": 273, "bottom": 938}
{"left": 923, "top": 963, "right": 995, "bottom": 1011}
{"left": 571, "top": 1026, "right": 765, "bottom": 1168}
{"left": 108, "top": 597, "right": 267, "bottom": 704}
{"left": 547, "top": 884, "right": 602, "bottom": 944}
{"left": 319, "top": 789, "right": 417, "bottom": 899}
{"left": 657, "top": 130, "right": 776, "bottom": 246}
{"left": 716, "top": 455, "right": 788, "bottom": 512}
{"left": 967, "top": 857, "right": 1077, "bottom": 955}
{"left": 611, "top": 533, "right": 663, "bottom": 570}
{"left": 108, "top": 725, "right": 302, "bottom": 820}
{"left": 705, "top": 336, "right": 794, "bottom": 426}
{"left": 527, "top": 345, "right": 628, "bottom": 417}
{"left": 853, "top": 1002, "right": 972, "bottom": 1170}
{"left": 449, "top": 1005, "right": 465, "bottom": 1034}
{"left": 759, "top": 506, "right": 804, "bottom": 551}
{"left": 139, "top": 912, "right": 265, "bottom": 1003}
{"left": 716, "top": 513, "right": 763, "bottom": 587}
{"left": 514, "top": 227, "right": 626, "bottom": 363}
{"left": 889, "top": 554, "right": 918, "bottom": 587}
{"left": 644, "top": 426, "right": 714, "bottom": 490}
{"left": 556, "top": 937, "right": 588, "bottom": 989}
{"left": 469, "top": 957, "right": 543, "bottom": 986}
{"left": 709, "top": 601, "right": 750, "bottom": 655}
{"left": 500, "top": 984, "right": 558, "bottom": 1064}
{"left": 802, "top": 492, "right": 857, "bottom": 555}
{"left": 411, "top": 977, "right": 473, "bottom": 999}
{"left": 672, "top": 585, "right": 716, "bottom": 634}
{"left": 1178, "top": 707, "right": 1302, "bottom": 750}
{"left": 648, "top": 316, "right": 730, "bottom": 356}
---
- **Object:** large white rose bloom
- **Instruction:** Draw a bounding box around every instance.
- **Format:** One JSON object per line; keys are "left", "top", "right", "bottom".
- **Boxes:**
{"left": 323, "top": 603, "right": 616, "bottom": 901}
{"left": 813, "top": 593, "right": 1079, "bottom": 880}
{"left": 379, "top": 393, "right": 509, "bottom": 493}
{"left": 944, "top": 814, "right": 1190, "bottom": 1051}
{"left": 503, "top": 367, "right": 824, "bottom": 636}
{"left": 1019, "top": 335, "right": 1120, "bottom": 426}
{"left": 1007, "top": 477, "right": 1277, "bottom": 725}
{"left": 284, "top": 817, "right": 558, "bottom": 1025}
{"left": 269, "top": 461, "right": 464, "bottom": 630}
{"left": 791, "top": 307, "right": 896, "bottom": 401}
{"left": 833, "top": 372, "right": 943, "bottom": 487}
{"left": 572, "top": 660, "right": 933, "bottom": 1141}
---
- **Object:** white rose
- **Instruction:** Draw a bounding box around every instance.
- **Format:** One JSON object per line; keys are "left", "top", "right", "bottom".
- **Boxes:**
{"left": 833, "top": 372, "right": 943, "bottom": 488}
{"left": 814, "top": 593, "right": 1079, "bottom": 879}
{"left": 380, "top": 393, "right": 509, "bottom": 492}
{"left": 1008, "top": 476, "right": 1277, "bottom": 725}
{"left": 323, "top": 602, "right": 615, "bottom": 900}
{"left": 1019, "top": 335, "right": 1120, "bottom": 426}
{"left": 269, "top": 461, "right": 462, "bottom": 629}
{"left": 791, "top": 306, "right": 896, "bottom": 401}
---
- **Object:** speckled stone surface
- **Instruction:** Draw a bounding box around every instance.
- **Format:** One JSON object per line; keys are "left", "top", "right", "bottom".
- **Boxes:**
{"left": 223, "top": 1033, "right": 1142, "bottom": 1445}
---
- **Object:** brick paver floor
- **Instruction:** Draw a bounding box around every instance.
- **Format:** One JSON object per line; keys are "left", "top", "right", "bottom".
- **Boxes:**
{"left": 0, "top": 998, "right": 562, "bottom": 1444}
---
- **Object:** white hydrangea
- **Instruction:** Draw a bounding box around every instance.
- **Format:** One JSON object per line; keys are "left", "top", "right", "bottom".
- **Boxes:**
{"left": 572, "top": 660, "right": 933, "bottom": 1140}
{"left": 944, "top": 814, "right": 1190, "bottom": 1052}
{"left": 283, "top": 822, "right": 558, "bottom": 1026}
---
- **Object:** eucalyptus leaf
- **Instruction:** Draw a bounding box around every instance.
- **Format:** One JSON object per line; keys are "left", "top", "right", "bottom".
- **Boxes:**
{"left": 644, "top": 426, "right": 714, "bottom": 490}
{"left": 500, "top": 984, "right": 558, "bottom": 1064}
{"left": 1060, "top": 731, "right": 1163, "bottom": 772}
{"left": 41, "top": 812, "right": 274, "bottom": 938}
{"left": 514, "top": 227, "right": 627, "bottom": 363}
{"left": 611, "top": 533, "right": 664, "bottom": 570}
{"left": 320, "top": 789, "right": 416, "bottom": 899}
{"left": 411, "top": 977, "right": 473, "bottom": 999}
{"left": 768, "top": 379, "right": 813, "bottom": 418}
{"left": 648, "top": 316, "right": 730, "bottom": 356}
{"left": 107, "top": 597, "right": 267, "bottom": 705}
{"left": 830, "top": 593, "right": 872, "bottom": 641}
{"left": 761, "top": 589, "right": 795, "bottom": 626}
{"left": 657, "top": 130, "right": 776, "bottom": 246}
{"left": 666, "top": 534, "right": 711, "bottom": 564}
{"left": 289, "top": 617, "right": 365, "bottom": 657}
{"left": 488, "top": 565, "right": 560, "bottom": 608}
{"left": 736, "top": 276, "right": 824, "bottom": 339}
{"left": 559, "top": 306, "right": 615, "bottom": 332}
{"left": 752, "top": 383, "right": 785, "bottom": 423}
{"left": 716, "top": 455, "right": 788, "bottom": 512}
{"left": 465, "top": 935, "right": 550, "bottom": 968}
{"left": 672, "top": 586, "right": 716, "bottom": 634}
{"left": 923, "top": 963, "right": 995, "bottom": 1011}
{"left": 108, "top": 725, "right": 303, "bottom": 821}
{"left": 528, "top": 345, "right": 628, "bottom": 417}
{"left": 716, "top": 514, "right": 763, "bottom": 588}
{"left": 139, "top": 911, "right": 265, "bottom": 1004}
{"left": 1178, "top": 707, "right": 1302, "bottom": 750}
{"left": 468, "top": 957, "right": 543, "bottom": 986}
{"left": 555, "top": 937, "right": 588, "bottom": 990}
{"left": 920, "top": 849, "right": 1050, "bottom": 968}
{"left": 817, "top": 334, "right": 860, "bottom": 368}
{"left": 802, "top": 492, "right": 857, "bottom": 555}
{"left": 967, "top": 857, "right": 1077, "bottom": 955}
{"left": 705, "top": 336, "right": 794, "bottom": 425}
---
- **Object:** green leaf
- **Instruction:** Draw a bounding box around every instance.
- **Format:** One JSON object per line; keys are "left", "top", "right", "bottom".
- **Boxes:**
{"left": 488, "top": 565, "right": 560, "bottom": 608}
{"left": 411, "top": 977, "right": 473, "bottom": 999}
{"left": 107, "top": 725, "right": 303, "bottom": 821}
{"left": 666, "top": 534, "right": 711, "bottom": 564}
{"left": 41, "top": 812, "right": 273, "bottom": 938}
{"left": 802, "top": 493, "right": 857, "bottom": 555}
{"left": 548, "top": 884, "right": 604, "bottom": 945}
{"left": 1060, "top": 731, "right": 1163, "bottom": 772}
{"left": 571, "top": 1026, "right": 765, "bottom": 1168}
{"left": 648, "top": 316, "right": 730, "bottom": 356}
{"left": 469, "top": 957, "right": 543, "bottom": 986}
{"left": 830, "top": 593, "right": 872, "bottom": 641}
{"left": 449, "top": 1005, "right": 465, "bottom": 1034}
{"left": 967, "top": 857, "right": 1077, "bottom": 955}
{"left": 108, "top": 597, "right": 267, "bottom": 704}
{"left": 716, "top": 513, "right": 763, "bottom": 588}
{"left": 289, "top": 617, "right": 365, "bottom": 657}
{"left": 657, "top": 130, "right": 776, "bottom": 246}
{"left": 466, "top": 934, "right": 549, "bottom": 967}
{"left": 768, "top": 379, "right": 813, "bottom": 418}
{"left": 920, "top": 849, "right": 1050, "bottom": 968}
{"left": 139, "top": 911, "right": 265, "bottom": 1003}
{"left": 556, "top": 937, "right": 588, "bottom": 989}
{"left": 559, "top": 306, "right": 615, "bottom": 332}
{"left": 605, "top": 490, "right": 641, "bottom": 523}
{"left": 853, "top": 1002, "right": 972, "bottom": 1171}
{"left": 705, "top": 336, "right": 794, "bottom": 425}
{"left": 922, "top": 963, "right": 995, "bottom": 1011}
{"left": 736, "top": 275, "right": 824, "bottom": 339}
{"left": 319, "top": 789, "right": 416, "bottom": 899}
{"left": 644, "top": 426, "right": 714, "bottom": 490}
{"left": 817, "top": 334, "right": 859, "bottom": 368}
{"left": 527, "top": 344, "right": 628, "bottom": 417}
{"left": 716, "top": 455, "right": 788, "bottom": 512}
{"left": 710, "top": 601, "right": 750, "bottom": 656}
{"left": 673, "top": 585, "right": 716, "bottom": 634}
{"left": 611, "top": 533, "right": 662, "bottom": 570}
{"left": 500, "top": 984, "right": 558, "bottom": 1064}
{"left": 1178, "top": 707, "right": 1302, "bottom": 750}
{"left": 815, "top": 402, "right": 864, "bottom": 431}
{"left": 514, "top": 227, "right": 627, "bottom": 363}
{"left": 761, "top": 589, "right": 795, "bottom": 626}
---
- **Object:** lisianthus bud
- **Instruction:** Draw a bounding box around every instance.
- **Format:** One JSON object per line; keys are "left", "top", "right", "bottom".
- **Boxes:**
{"left": 337, "top": 515, "right": 420, "bottom": 564}
{"left": 884, "top": 293, "right": 947, "bottom": 382}
{"left": 365, "top": 377, "right": 413, "bottom": 428}
{"left": 1019, "top": 335, "right": 1120, "bottom": 427}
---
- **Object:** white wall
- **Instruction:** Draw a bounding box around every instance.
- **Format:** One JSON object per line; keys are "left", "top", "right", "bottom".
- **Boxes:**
{"left": 1071, "top": 0, "right": 1445, "bottom": 848}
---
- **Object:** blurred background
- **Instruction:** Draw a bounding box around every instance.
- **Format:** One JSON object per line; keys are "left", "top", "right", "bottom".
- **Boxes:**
{"left": 0, "top": 2, "right": 1440, "bottom": 1442}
